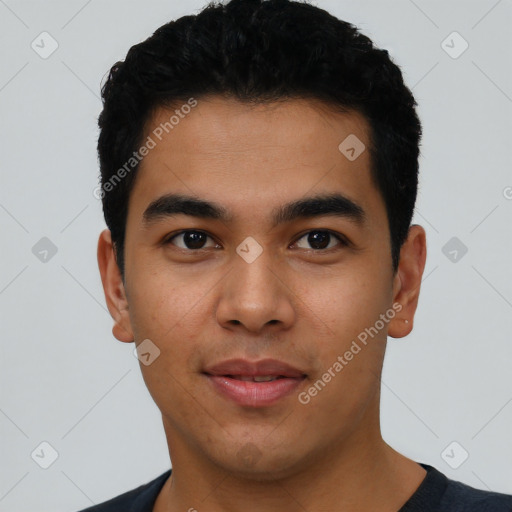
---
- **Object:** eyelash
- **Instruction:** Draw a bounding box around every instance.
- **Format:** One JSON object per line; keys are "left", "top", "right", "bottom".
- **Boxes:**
{"left": 163, "top": 229, "right": 349, "bottom": 252}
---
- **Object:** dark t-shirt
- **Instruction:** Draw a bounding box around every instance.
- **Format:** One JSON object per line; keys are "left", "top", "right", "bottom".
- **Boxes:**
{"left": 77, "top": 462, "right": 512, "bottom": 511}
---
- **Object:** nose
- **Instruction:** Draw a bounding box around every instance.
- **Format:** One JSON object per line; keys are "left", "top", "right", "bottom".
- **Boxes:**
{"left": 216, "top": 247, "right": 295, "bottom": 334}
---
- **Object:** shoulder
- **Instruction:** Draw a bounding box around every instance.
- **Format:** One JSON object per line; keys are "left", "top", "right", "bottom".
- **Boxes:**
{"left": 75, "top": 469, "right": 171, "bottom": 512}
{"left": 441, "top": 478, "right": 512, "bottom": 512}
{"left": 403, "top": 463, "right": 512, "bottom": 512}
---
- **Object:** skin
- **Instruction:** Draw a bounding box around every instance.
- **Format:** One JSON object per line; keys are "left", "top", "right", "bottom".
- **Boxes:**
{"left": 98, "top": 96, "right": 427, "bottom": 511}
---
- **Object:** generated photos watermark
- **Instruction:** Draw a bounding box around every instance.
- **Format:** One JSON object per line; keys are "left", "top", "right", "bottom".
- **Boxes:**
{"left": 93, "top": 98, "right": 198, "bottom": 199}
{"left": 298, "top": 302, "right": 403, "bottom": 404}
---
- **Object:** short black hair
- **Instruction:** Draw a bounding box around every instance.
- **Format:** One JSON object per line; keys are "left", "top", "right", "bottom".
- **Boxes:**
{"left": 97, "top": 0, "right": 422, "bottom": 277}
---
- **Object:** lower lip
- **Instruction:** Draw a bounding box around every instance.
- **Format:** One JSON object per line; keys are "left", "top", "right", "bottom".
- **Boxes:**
{"left": 206, "top": 375, "right": 305, "bottom": 407}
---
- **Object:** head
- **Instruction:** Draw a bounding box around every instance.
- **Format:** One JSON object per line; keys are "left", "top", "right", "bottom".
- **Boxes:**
{"left": 97, "top": 0, "right": 426, "bottom": 480}
{"left": 97, "top": 0, "right": 422, "bottom": 278}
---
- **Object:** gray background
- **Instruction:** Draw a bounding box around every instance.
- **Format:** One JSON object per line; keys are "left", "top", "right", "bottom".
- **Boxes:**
{"left": 1, "top": 0, "right": 511, "bottom": 510}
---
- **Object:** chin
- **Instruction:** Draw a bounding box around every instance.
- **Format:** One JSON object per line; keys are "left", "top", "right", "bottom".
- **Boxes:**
{"left": 211, "top": 445, "right": 308, "bottom": 482}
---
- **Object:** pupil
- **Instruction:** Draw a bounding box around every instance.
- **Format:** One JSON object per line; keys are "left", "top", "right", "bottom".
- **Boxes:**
{"left": 308, "top": 231, "right": 330, "bottom": 249}
{"left": 184, "top": 231, "right": 206, "bottom": 249}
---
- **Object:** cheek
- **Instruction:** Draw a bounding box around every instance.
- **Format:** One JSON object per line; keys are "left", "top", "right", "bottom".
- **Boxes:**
{"left": 298, "top": 358, "right": 382, "bottom": 446}
{"left": 126, "top": 263, "right": 212, "bottom": 341}
{"left": 297, "top": 272, "right": 389, "bottom": 415}
{"left": 295, "top": 264, "right": 391, "bottom": 415}
{"left": 129, "top": 277, "right": 212, "bottom": 418}
{"left": 296, "top": 264, "right": 392, "bottom": 344}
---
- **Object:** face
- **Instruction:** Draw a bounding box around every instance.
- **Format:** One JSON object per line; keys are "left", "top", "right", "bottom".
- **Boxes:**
{"left": 99, "top": 96, "right": 424, "bottom": 480}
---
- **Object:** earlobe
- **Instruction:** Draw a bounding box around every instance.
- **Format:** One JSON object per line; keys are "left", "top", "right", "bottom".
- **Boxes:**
{"left": 97, "top": 229, "right": 134, "bottom": 343}
{"left": 388, "top": 224, "right": 427, "bottom": 339}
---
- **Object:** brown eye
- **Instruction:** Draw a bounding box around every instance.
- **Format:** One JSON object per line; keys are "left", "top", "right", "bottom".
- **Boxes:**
{"left": 293, "top": 230, "right": 346, "bottom": 250}
{"left": 166, "top": 231, "right": 218, "bottom": 250}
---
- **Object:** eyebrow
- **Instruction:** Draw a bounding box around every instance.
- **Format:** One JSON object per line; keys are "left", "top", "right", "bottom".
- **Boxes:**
{"left": 142, "top": 192, "right": 366, "bottom": 228}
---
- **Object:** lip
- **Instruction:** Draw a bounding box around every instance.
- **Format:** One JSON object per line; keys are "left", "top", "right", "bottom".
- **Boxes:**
{"left": 203, "top": 358, "right": 305, "bottom": 378}
{"left": 203, "top": 358, "right": 307, "bottom": 407}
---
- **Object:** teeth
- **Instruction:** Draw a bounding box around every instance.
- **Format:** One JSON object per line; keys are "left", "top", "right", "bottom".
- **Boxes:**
{"left": 253, "top": 375, "right": 279, "bottom": 382}
{"left": 231, "top": 375, "right": 280, "bottom": 382}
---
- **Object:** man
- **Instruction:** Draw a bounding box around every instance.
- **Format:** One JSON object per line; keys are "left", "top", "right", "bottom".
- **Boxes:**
{"left": 81, "top": 0, "right": 512, "bottom": 510}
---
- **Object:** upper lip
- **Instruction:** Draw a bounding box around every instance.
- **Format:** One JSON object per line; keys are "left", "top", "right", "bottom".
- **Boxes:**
{"left": 203, "top": 358, "right": 306, "bottom": 378}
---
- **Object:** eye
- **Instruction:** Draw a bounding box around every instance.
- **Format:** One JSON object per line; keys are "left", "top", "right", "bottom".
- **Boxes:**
{"left": 292, "top": 230, "right": 347, "bottom": 251}
{"left": 164, "top": 229, "right": 347, "bottom": 252}
{"left": 165, "top": 230, "right": 219, "bottom": 250}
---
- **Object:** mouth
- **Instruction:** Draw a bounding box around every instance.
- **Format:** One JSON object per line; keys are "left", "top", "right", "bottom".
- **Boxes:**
{"left": 202, "top": 359, "right": 307, "bottom": 407}
{"left": 223, "top": 375, "right": 290, "bottom": 382}
{"left": 204, "top": 374, "right": 307, "bottom": 407}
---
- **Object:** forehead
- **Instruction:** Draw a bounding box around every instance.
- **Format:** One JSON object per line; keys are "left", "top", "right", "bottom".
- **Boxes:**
{"left": 144, "top": 96, "right": 370, "bottom": 164}
{"left": 128, "top": 96, "right": 384, "bottom": 229}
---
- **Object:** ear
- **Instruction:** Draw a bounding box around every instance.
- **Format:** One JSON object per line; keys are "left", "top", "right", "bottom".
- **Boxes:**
{"left": 388, "top": 224, "right": 427, "bottom": 338}
{"left": 97, "top": 229, "right": 134, "bottom": 343}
